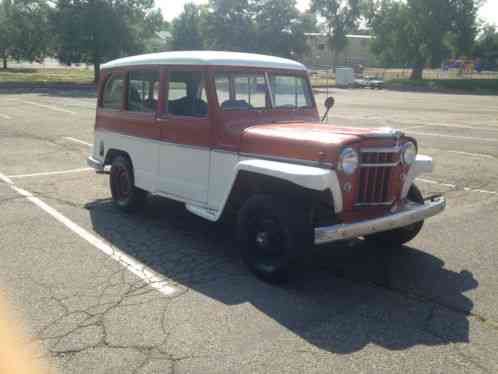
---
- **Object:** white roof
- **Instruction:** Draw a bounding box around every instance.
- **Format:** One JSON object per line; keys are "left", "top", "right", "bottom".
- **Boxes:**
{"left": 102, "top": 51, "right": 307, "bottom": 71}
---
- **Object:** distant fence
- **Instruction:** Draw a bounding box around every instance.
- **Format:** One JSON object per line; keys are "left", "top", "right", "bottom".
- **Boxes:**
{"left": 309, "top": 66, "right": 498, "bottom": 87}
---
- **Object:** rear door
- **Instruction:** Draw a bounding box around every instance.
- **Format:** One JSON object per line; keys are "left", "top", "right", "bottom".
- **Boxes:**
{"left": 157, "top": 68, "right": 211, "bottom": 203}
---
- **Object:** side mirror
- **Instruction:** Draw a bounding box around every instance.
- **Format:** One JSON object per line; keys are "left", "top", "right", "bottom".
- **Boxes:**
{"left": 324, "top": 96, "right": 335, "bottom": 110}
{"left": 322, "top": 96, "right": 335, "bottom": 122}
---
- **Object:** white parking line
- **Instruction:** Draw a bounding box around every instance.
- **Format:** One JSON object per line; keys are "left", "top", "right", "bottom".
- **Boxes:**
{"left": 447, "top": 150, "right": 495, "bottom": 159}
{"left": 416, "top": 177, "right": 497, "bottom": 195}
{"left": 403, "top": 125, "right": 429, "bottom": 131}
{"left": 64, "top": 137, "right": 93, "bottom": 147}
{"left": 0, "top": 171, "right": 177, "bottom": 297}
{"left": 8, "top": 168, "right": 92, "bottom": 179}
{"left": 19, "top": 100, "right": 77, "bottom": 115}
{"left": 0, "top": 113, "right": 12, "bottom": 120}
{"left": 409, "top": 131, "right": 498, "bottom": 143}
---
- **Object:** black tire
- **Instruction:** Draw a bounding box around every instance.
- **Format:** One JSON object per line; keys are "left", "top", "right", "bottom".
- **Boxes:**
{"left": 110, "top": 155, "right": 147, "bottom": 213}
{"left": 365, "top": 184, "right": 424, "bottom": 247}
{"left": 237, "top": 194, "right": 313, "bottom": 284}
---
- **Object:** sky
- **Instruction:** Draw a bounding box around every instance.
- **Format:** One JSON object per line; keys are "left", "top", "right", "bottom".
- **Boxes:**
{"left": 157, "top": 0, "right": 498, "bottom": 26}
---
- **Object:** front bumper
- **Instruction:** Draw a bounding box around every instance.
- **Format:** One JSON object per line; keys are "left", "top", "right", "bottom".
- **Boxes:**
{"left": 87, "top": 156, "right": 105, "bottom": 173}
{"left": 314, "top": 195, "right": 446, "bottom": 245}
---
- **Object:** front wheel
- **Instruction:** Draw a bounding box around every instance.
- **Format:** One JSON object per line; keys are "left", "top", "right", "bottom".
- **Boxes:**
{"left": 364, "top": 185, "right": 425, "bottom": 247}
{"left": 110, "top": 155, "right": 147, "bottom": 213}
{"left": 237, "top": 194, "right": 312, "bottom": 284}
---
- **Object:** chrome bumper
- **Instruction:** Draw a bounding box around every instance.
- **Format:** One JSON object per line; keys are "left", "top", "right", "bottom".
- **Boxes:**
{"left": 314, "top": 196, "right": 446, "bottom": 245}
{"left": 87, "top": 156, "right": 105, "bottom": 172}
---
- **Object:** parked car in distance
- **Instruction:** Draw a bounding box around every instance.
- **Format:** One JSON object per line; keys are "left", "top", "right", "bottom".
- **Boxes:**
{"left": 88, "top": 51, "right": 446, "bottom": 283}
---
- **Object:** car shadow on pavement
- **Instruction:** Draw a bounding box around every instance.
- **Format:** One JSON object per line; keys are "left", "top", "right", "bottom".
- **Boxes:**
{"left": 86, "top": 195, "right": 478, "bottom": 354}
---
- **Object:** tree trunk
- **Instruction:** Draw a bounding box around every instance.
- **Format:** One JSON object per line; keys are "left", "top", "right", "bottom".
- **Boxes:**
{"left": 410, "top": 62, "right": 424, "bottom": 80}
{"left": 93, "top": 60, "right": 100, "bottom": 83}
{"left": 2, "top": 55, "right": 7, "bottom": 70}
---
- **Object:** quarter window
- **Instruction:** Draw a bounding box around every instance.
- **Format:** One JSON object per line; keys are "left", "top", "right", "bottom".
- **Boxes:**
{"left": 127, "top": 70, "right": 160, "bottom": 112}
{"left": 269, "top": 75, "right": 312, "bottom": 109}
{"left": 102, "top": 75, "right": 124, "bottom": 110}
{"left": 167, "top": 71, "right": 208, "bottom": 117}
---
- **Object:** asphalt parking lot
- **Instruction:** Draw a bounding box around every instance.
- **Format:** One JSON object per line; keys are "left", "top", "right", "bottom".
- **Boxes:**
{"left": 1, "top": 88, "right": 497, "bottom": 373}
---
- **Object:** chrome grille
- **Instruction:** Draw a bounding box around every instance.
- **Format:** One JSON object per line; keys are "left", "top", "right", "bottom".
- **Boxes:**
{"left": 357, "top": 149, "right": 399, "bottom": 206}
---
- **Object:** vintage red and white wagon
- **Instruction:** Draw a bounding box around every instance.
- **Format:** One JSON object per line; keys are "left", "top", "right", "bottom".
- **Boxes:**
{"left": 88, "top": 51, "right": 446, "bottom": 282}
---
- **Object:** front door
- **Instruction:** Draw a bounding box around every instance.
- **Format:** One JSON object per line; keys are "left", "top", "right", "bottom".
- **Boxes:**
{"left": 157, "top": 68, "right": 211, "bottom": 203}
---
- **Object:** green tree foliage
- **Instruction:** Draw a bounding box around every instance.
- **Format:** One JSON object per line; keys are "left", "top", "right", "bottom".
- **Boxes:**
{"left": 0, "top": 0, "right": 51, "bottom": 69}
{"left": 474, "top": 24, "right": 498, "bottom": 66}
{"left": 254, "top": 0, "right": 311, "bottom": 58}
{"left": 205, "top": 0, "right": 258, "bottom": 51}
{"left": 51, "top": 0, "right": 163, "bottom": 82}
{"left": 170, "top": 3, "right": 206, "bottom": 50}
{"left": 366, "top": 0, "right": 480, "bottom": 80}
{"left": 310, "top": 0, "right": 361, "bottom": 68}
{"left": 201, "top": 0, "right": 313, "bottom": 59}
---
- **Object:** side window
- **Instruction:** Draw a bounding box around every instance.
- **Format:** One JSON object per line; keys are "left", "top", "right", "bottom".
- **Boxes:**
{"left": 215, "top": 73, "right": 268, "bottom": 110}
{"left": 102, "top": 75, "right": 124, "bottom": 110}
{"left": 269, "top": 75, "right": 312, "bottom": 109}
{"left": 167, "top": 71, "right": 208, "bottom": 117}
{"left": 127, "top": 70, "right": 160, "bottom": 113}
{"left": 215, "top": 75, "right": 230, "bottom": 107}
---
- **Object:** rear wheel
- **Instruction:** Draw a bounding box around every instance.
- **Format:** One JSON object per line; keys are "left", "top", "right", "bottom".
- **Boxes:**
{"left": 237, "top": 194, "right": 312, "bottom": 284}
{"left": 365, "top": 185, "right": 424, "bottom": 247}
{"left": 110, "top": 155, "right": 147, "bottom": 213}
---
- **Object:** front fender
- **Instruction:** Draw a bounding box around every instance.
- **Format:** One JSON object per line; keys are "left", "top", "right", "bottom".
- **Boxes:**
{"left": 234, "top": 160, "right": 343, "bottom": 214}
{"left": 187, "top": 158, "right": 344, "bottom": 222}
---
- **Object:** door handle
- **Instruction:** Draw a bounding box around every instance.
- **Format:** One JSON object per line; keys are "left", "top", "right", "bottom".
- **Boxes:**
{"left": 156, "top": 118, "right": 169, "bottom": 124}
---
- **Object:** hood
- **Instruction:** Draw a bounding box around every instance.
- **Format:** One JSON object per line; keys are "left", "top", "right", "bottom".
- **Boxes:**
{"left": 240, "top": 123, "right": 402, "bottom": 165}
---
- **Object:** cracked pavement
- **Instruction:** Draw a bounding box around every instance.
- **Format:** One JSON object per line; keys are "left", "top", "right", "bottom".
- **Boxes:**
{"left": 0, "top": 89, "right": 497, "bottom": 373}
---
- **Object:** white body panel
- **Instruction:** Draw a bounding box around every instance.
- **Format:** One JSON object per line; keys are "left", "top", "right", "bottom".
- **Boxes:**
{"left": 158, "top": 144, "right": 210, "bottom": 203}
{"left": 91, "top": 130, "right": 343, "bottom": 222}
{"left": 92, "top": 130, "right": 158, "bottom": 192}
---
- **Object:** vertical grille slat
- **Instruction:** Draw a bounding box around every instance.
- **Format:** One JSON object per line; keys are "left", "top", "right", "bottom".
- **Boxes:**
{"left": 357, "top": 149, "right": 398, "bottom": 206}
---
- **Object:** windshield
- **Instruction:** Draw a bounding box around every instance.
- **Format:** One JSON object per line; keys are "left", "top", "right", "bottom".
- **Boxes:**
{"left": 215, "top": 72, "right": 313, "bottom": 111}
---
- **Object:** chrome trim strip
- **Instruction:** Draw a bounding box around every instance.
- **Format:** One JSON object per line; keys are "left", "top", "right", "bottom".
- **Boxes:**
{"left": 360, "top": 162, "right": 400, "bottom": 168}
{"left": 239, "top": 152, "right": 333, "bottom": 169}
{"left": 355, "top": 201, "right": 394, "bottom": 207}
{"left": 314, "top": 196, "right": 446, "bottom": 245}
{"left": 364, "top": 128, "right": 404, "bottom": 139}
{"left": 360, "top": 147, "right": 401, "bottom": 153}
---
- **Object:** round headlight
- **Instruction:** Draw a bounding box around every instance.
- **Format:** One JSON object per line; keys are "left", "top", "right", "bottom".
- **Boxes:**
{"left": 339, "top": 147, "right": 359, "bottom": 175}
{"left": 402, "top": 142, "right": 417, "bottom": 165}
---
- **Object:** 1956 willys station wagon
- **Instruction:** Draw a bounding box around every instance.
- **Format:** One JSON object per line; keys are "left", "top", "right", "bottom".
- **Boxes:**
{"left": 87, "top": 51, "right": 446, "bottom": 282}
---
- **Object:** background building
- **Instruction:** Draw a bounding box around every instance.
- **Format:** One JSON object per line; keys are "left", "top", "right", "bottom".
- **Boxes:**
{"left": 303, "top": 33, "right": 377, "bottom": 69}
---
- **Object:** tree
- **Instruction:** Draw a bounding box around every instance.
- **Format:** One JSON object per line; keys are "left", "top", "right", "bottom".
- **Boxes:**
{"left": 0, "top": 0, "right": 51, "bottom": 69}
{"left": 450, "top": 0, "right": 479, "bottom": 57}
{"left": 205, "top": 0, "right": 258, "bottom": 51}
{"left": 254, "top": 0, "right": 310, "bottom": 58}
{"left": 51, "top": 0, "right": 163, "bottom": 82}
{"left": 170, "top": 3, "right": 206, "bottom": 50}
{"left": 366, "top": 0, "right": 481, "bottom": 80}
{"left": 310, "top": 0, "right": 361, "bottom": 68}
{"left": 474, "top": 24, "right": 498, "bottom": 67}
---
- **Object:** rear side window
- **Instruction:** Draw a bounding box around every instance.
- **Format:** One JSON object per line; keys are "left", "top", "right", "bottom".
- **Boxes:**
{"left": 167, "top": 71, "right": 208, "bottom": 117}
{"left": 102, "top": 75, "right": 124, "bottom": 109}
{"left": 127, "top": 70, "right": 160, "bottom": 112}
